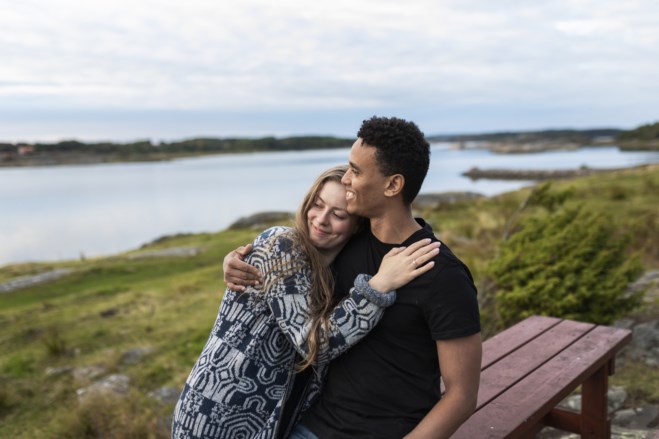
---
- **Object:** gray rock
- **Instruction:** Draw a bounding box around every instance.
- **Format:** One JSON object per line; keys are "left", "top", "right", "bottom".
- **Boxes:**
{"left": 122, "top": 346, "right": 156, "bottom": 365}
{"left": 536, "top": 426, "right": 579, "bottom": 439}
{"left": 615, "top": 318, "right": 636, "bottom": 330}
{"left": 609, "top": 386, "right": 628, "bottom": 413}
{"left": 72, "top": 365, "right": 107, "bottom": 382}
{"left": 614, "top": 405, "right": 659, "bottom": 430}
{"left": 611, "top": 425, "right": 657, "bottom": 439}
{"left": 0, "top": 268, "right": 74, "bottom": 293}
{"left": 45, "top": 366, "right": 73, "bottom": 376}
{"left": 615, "top": 409, "right": 639, "bottom": 427}
{"left": 148, "top": 386, "right": 181, "bottom": 405}
{"left": 559, "top": 394, "right": 581, "bottom": 411}
{"left": 547, "top": 387, "right": 654, "bottom": 439}
{"left": 628, "top": 270, "right": 659, "bottom": 302}
{"left": 645, "top": 352, "right": 659, "bottom": 368}
{"left": 632, "top": 321, "right": 659, "bottom": 351}
{"left": 76, "top": 374, "right": 130, "bottom": 403}
{"left": 615, "top": 314, "right": 659, "bottom": 367}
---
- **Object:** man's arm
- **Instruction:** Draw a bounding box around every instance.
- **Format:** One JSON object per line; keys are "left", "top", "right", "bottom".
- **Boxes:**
{"left": 404, "top": 333, "right": 482, "bottom": 439}
{"left": 224, "top": 239, "right": 440, "bottom": 293}
{"left": 222, "top": 243, "right": 263, "bottom": 291}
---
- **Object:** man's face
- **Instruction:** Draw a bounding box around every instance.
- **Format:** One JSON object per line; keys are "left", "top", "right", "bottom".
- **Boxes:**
{"left": 341, "top": 138, "right": 389, "bottom": 218}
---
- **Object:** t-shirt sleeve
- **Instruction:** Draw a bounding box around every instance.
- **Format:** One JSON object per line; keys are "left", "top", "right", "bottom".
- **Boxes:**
{"left": 424, "top": 263, "right": 481, "bottom": 340}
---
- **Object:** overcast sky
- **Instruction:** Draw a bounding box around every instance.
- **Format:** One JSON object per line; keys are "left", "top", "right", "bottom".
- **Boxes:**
{"left": 1, "top": 0, "right": 658, "bottom": 142}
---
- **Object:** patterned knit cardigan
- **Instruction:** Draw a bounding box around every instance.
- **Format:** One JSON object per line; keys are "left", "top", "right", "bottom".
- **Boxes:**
{"left": 172, "top": 227, "right": 396, "bottom": 439}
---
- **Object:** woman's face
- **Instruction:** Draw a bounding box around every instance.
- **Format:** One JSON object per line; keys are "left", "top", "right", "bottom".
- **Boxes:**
{"left": 307, "top": 181, "right": 358, "bottom": 253}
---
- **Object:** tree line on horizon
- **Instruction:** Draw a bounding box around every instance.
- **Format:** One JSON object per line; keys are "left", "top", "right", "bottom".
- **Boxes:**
{"left": 1, "top": 121, "right": 657, "bottom": 156}
{"left": 0, "top": 136, "right": 353, "bottom": 156}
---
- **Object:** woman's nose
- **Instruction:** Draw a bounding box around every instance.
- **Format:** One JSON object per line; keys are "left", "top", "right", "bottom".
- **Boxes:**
{"left": 317, "top": 210, "right": 330, "bottom": 224}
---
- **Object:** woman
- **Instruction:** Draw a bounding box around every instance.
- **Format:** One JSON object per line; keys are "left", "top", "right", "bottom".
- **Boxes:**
{"left": 172, "top": 166, "right": 439, "bottom": 439}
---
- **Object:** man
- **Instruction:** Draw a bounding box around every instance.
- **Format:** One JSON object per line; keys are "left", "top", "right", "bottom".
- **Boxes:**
{"left": 225, "top": 116, "right": 481, "bottom": 438}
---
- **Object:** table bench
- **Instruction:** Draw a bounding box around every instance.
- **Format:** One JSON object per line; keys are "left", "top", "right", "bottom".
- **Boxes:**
{"left": 452, "top": 315, "right": 632, "bottom": 438}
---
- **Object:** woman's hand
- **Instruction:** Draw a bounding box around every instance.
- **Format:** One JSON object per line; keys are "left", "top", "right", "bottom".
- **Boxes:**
{"left": 223, "top": 244, "right": 263, "bottom": 291}
{"left": 368, "top": 238, "right": 441, "bottom": 293}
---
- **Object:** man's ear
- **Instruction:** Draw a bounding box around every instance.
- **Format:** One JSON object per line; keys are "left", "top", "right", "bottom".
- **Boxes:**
{"left": 384, "top": 174, "right": 404, "bottom": 198}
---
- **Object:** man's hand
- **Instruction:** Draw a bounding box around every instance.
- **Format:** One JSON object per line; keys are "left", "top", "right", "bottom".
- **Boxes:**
{"left": 223, "top": 244, "right": 263, "bottom": 291}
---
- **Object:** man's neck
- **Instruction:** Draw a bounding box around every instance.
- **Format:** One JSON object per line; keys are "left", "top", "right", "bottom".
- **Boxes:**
{"left": 369, "top": 206, "right": 421, "bottom": 244}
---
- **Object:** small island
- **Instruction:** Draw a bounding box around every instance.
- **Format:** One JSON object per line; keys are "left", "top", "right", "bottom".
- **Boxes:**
{"left": 461, "top": 165, "right": 651, "bottom": 181}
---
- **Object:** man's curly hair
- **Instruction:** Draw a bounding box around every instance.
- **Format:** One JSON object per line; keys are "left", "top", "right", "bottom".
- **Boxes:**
{"left": 357, "top": 116, "right": 430, "bottom": 205}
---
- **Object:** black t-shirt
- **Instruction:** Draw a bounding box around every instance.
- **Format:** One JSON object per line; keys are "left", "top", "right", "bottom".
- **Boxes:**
{"left": 302, "top": 219, "right": 481, "bottom": 439}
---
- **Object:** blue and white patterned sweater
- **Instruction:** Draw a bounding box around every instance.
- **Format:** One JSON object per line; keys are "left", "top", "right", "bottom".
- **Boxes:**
{"left": 172, "top": 227, "right": 395, "bottom": 439}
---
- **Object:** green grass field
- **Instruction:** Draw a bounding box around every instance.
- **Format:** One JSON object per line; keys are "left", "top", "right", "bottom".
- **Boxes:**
{"left": 1, "top": 165, "right": 657, "bottom": 438}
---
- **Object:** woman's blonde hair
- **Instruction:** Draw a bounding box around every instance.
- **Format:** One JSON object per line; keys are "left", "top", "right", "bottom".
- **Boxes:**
{"left": 292, "top": 165, "right": 355, "bottom": 369}
{"left": 259, "top": 166, "right": 359, "bottom": 369}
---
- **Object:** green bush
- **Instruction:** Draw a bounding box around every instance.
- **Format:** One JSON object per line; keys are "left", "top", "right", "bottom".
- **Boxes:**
{"left": 618, "top": 121, "right": 659, "bottom": 141}
{"left": 54, "top": 392, "right": 167, "bottom": 439}
{"left": 490, "top": 205, "right": 643, "bottom": 327}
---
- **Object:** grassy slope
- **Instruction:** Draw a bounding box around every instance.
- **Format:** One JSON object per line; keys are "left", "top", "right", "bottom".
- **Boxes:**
{"left": 1, "top": 165, "right": 657, "bottom": 438}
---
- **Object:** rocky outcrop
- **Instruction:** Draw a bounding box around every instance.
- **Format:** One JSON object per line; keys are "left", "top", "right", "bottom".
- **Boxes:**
{"left": 0, "top": 268, "right": 74, "bottom": 293}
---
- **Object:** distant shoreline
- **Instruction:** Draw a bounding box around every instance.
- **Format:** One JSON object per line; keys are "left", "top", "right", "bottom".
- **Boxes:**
{"left": 0, "top": 136, "right": 353, "bottom": 168}
{"left": 2, "top": 127, "right": 657, "bottom": 168}
{"left": 3, "top": 143, "right": 656, "bottom": 169}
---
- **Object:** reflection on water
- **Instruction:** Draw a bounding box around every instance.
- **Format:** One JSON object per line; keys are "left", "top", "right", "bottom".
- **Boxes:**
{"left": 1, "top": 145, "right": 657, "bottom": 265}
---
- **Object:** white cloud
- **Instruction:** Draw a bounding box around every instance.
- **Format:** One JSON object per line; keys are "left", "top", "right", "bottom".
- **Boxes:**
{"left": 0, "top": 0, "right": 657, "bottom": 135}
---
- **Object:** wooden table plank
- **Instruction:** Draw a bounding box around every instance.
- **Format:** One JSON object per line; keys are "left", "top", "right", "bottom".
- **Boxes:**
{"left": 482, "top": 316, "right": 562, "bottom": 369}
{"left": 442, "top": 316, "right": 564, "bottom": 396}
{"left": 453, "top": 325, "right": 631, "bottom": 439}
{"left": 476, "top": 319, "right": 594, "bottom": 409}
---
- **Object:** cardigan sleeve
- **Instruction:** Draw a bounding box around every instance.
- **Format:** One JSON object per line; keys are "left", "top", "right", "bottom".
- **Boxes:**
{"left": 253, "top": 228, "right": 395, "bottom": 365}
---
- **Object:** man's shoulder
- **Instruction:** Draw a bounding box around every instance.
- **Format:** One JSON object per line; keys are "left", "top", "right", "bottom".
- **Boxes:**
{"left": 408, "top": 224, "right": 466, "bottom": 271}
{"left": 434, "top": 242, "right": 464, "bottom": 268}
{"left": 411, "top": 238, "right": 475, "bottom": 289}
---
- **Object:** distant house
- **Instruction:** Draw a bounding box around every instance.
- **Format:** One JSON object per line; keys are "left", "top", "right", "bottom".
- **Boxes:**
{"left": 17, "top": 145, "right": 35, "bottom": 155}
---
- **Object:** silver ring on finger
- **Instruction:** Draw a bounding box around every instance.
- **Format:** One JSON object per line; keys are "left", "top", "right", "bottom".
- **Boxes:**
{"left": 412, "top": 259, "right": 417, "bottom": 267}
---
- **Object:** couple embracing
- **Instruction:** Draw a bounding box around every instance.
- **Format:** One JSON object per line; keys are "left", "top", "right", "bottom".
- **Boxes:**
{"left": 172, "top": 116, "right": 482, "bottom": 439}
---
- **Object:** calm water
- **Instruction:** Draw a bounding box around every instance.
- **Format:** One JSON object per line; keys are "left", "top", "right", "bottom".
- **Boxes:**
{"left": 1, "top": 145, "right": 657, "bottom": 265}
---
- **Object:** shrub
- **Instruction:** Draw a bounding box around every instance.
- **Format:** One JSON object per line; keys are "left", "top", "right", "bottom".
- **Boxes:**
{"left": 490, "top": 205, "right": 644, "bottom": 327}
{"left": 54, "top": 392, "right": 167, "bottom": 439}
